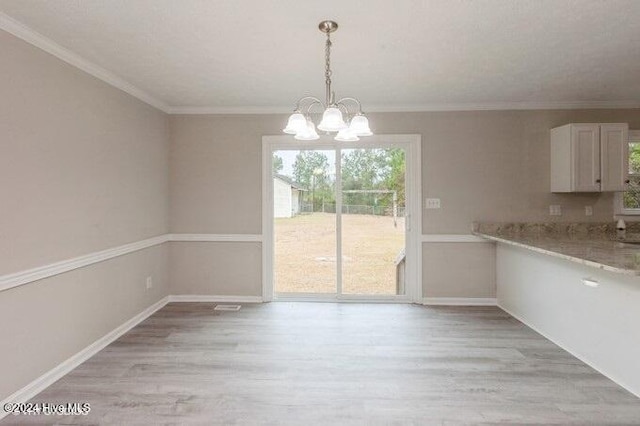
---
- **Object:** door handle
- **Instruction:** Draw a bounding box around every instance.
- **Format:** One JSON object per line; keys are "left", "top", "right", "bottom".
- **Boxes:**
{"left": 405, "top": 214, "right": 411, "bottom": 231}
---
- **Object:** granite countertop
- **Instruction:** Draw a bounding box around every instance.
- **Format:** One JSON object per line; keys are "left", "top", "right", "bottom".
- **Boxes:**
{"left": 473, "top": 222, "right": 640, "bottom": 275}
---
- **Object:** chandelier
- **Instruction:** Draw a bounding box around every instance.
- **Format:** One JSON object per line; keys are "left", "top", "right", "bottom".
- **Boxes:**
{"left": 283, "top": 20, "right": 373, "bottom": 142}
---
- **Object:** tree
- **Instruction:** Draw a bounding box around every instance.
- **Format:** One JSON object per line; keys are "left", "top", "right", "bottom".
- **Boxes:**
{"left": 293, "top": 151, "right": 330, "bottom": 189}
{"left": 624, "top": 144, "right": 640, "bottom": 208}
{"left": 383, "top": 148, "right": 406, "bottom": 207}
{"left": 341, "top": 149, "right": 386, "bottom": 190}
{"left": 340, "top": 148, "right": 405, "bottom": 209}
{"left": 293, "top": 151, "right": 332, "bottom": 211}
{"left": 272, "top": 154, "right": 283, "bottom": 174}
{"left": 629, "top": 143, "right": 640, "bottom": 173}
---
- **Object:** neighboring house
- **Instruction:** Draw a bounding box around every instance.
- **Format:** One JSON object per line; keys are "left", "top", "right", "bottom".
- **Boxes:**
{"left": 273, "top": 174, "right": 306, "bottom": 218}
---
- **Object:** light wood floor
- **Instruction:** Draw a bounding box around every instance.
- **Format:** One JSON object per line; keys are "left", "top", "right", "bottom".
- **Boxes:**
{"left": 4, "top": 302, "right": 640, "bottom": 425}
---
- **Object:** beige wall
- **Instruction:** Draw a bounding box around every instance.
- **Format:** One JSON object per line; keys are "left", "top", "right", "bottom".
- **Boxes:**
{"left": 422, "top": 243, "right": 495, "bottom": 298}
{"left": 4, "top": 21, "right": 640, "bottom": 402}
{"left": 0, "top": 246, "right": 168, "bottom": 400}
{"left": 169, "top": 242, "right": 261, "bottom": 296}
{"left": 169, "top": 115, "right": 269, "bottom": 296}
{"left": 169, "top": 109, "right": 640, "bottom": 298}
{"left": 170, "top": 115, "right": 267, "bottom": 234}
{"left": 0, "top": 30, "right": 169, "bottom": 274}
{"left": 373, "top": 110, "right": 640, "bottom": 233}
{"left": 0, "top": 30, "right": 169, "bottom": 400}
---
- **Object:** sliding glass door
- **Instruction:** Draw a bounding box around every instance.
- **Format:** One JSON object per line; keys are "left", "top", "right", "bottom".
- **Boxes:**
{"left": 341, "top": 148, "right": 406, "bottom": 295}
{"left": 273, "top": 149, "right": 337, "bottom": 295}
{"left": 266, "top": 137, "right": 417, "bottom": 301}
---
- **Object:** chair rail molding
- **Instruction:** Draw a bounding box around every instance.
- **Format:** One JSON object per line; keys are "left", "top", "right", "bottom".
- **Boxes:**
{"left": 169, "top": 234, "right": 262, "bottom": 242}
{"left": 0, "top": 235, "right": 170, "bottom": 293}
{"left": 0, "top": 234, "right": 266, "bottom": 293}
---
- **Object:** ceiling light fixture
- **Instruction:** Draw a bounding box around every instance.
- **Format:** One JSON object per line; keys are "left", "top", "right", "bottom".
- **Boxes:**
{"left": 283, "top": 21, "right": 372, "bottom": 141}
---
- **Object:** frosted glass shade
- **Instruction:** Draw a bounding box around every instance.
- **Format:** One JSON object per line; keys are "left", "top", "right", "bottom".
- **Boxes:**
{"left": 348, "top": 114, "right": 373, "bottom": 136}
{"left": 283, "top": 113, "right": 307, "bottom": 134}
{"left": 294, "top": 119, "right": 320, "bottom": 140}
{"left": 317, "top": 107, "right": 347, "bottom": 132}
{"left": 334, "top": 128, "right": 359, "bottom": 142}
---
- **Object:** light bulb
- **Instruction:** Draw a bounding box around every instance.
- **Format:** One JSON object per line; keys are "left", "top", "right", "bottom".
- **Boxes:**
{"left": 294, "top": 119, "right": 320, "bottom": 141}
{"left": 334, "top": 128, "right": 359, "bottom": 142}
{"left": 348, "top": 114, "right": 373, "bottom": 136}
{"left": 283, "top": 112, "right": 307, "bottom": 134}
{"left": 317, "top": 107, "right": 347, "bottom": 132}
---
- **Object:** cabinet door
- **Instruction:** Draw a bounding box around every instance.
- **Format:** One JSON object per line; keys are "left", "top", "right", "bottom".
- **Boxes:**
{"left": 600, "top": 124, "right": 629, "bottom": 192}
{"left": 571, "top": 124, "right": 601, "bottom": 192}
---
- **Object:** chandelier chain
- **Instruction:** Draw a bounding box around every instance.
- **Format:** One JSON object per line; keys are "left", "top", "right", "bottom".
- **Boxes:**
{"left": 325, "top": 32, "right": 332, "bottom": 106}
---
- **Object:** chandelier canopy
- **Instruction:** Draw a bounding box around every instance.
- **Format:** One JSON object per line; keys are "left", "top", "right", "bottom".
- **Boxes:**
{"left": 283, "top": 21, "right": 372, "bottom": 141}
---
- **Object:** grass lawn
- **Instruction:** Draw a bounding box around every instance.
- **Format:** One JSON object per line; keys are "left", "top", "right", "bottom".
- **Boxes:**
{"left": 274, "top": 213, "right": 405, "bottom": 294}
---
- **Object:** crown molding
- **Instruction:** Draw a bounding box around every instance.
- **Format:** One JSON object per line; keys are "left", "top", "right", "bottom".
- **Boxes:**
{"left": 167, "top": 106, "right": 292, "bottom": 115}
{"left": 368, "top": 100, "right": 640, "bottom": 112}
{"left": 168, "top": 100, "right": 640, "bottom": 115}
{"left": 2, "top": 12, "right": 638, "bottom": 116}
{"left": 0, "top": 12, "right": 170, "bottom": 113}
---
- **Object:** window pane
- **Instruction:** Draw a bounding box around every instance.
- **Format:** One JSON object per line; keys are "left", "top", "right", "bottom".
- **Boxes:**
{"left": 274, "top": 149, "right": 337, "bottom": 294}
{"left": 623, "top": 175, "right": 640, "bottom": 209}
{"left": 630, "top": 143, "right": 640, "bottom": 174}
{"left": 340, "top": 148, "right": 406, "bottom": 295}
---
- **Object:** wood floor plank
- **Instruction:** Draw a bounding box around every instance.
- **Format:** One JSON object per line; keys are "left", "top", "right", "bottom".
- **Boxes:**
{"left": 3, "top": 302, "right": 640, "bottom": 425}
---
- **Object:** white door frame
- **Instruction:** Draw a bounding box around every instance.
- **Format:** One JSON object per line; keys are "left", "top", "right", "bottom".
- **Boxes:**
{"left": 262, "top": 134, "right": 422, "bottom": 303}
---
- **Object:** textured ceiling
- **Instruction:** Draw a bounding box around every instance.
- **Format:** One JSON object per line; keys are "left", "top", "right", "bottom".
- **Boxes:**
{"left": 1, "top": 0, "right": 640, "bottom": 112}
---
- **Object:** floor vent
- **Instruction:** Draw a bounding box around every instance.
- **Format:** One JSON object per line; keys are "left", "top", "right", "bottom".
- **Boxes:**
{"left": 214, "top": 304, "right": 241, "bottom": 311}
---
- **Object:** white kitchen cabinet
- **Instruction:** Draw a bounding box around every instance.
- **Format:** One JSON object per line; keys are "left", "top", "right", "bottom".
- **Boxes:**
{"left": 550, "top": 123, "right": 628, "bottom": 192}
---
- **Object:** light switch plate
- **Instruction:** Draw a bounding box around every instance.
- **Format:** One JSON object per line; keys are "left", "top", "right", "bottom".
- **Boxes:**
{"left": 549, "top": 205, "right": 562, "bottom": 216}
{"left": 585, "top": 206, "right": 593, "bottom": 216}
{"left": 425, "top": 198, "right": 441, "bottom": 209}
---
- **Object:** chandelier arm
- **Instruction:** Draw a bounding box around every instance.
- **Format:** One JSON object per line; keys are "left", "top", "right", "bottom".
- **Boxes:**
{"left": 335, "top": 103, "right": 351, "bottom": 120}
{"left": 304, "top": 100, "right": 325, "bottom": 115}
{"left": 336, "top": 97, "right": 364, "bottom": 114}
{"left": 294, "top": 96, "right": 324, "bottom": 111}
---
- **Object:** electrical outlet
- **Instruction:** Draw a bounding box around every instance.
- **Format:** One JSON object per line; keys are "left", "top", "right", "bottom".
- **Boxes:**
{"left": 549, "top": 205, "right": 562, "bottom": 216}
{"left": 425, "top": 198, "right": 441, "bottom": 209}
{"left": 146, "top": 276, "right": 153, "bottom": 290}
{"left": 585, "top": 206, "right": 593, "bottom": 216}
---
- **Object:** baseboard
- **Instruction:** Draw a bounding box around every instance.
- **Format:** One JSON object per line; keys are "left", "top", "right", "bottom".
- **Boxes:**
{"left": 422, "top": 297, "right": 497, "bottom": 306}
{"left": 421, "top": 234, "right": 490, "bottom": 243}
{"left": 168, "top": 295, "right": 264, "bottom": 303}
{"left": 0, "top": 293, "right": 264, "bottom": 416}
{"left": 1, "top": 293, "right": 505, "bottom": 418}
{"left": 497, "top": 301, "right": 640, "bottom": 399}
{"left": 0, "top": 296, "right": 170, "bottom": 419}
